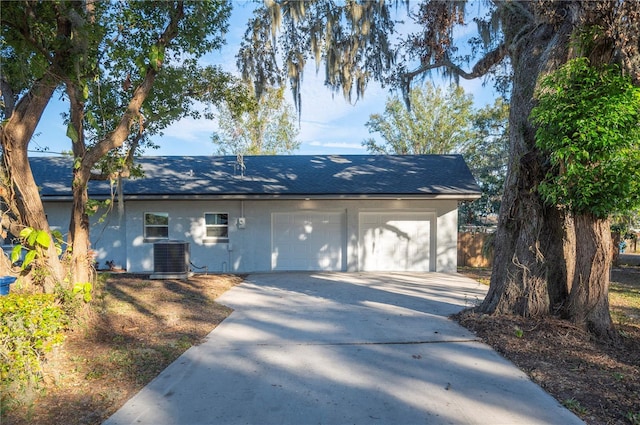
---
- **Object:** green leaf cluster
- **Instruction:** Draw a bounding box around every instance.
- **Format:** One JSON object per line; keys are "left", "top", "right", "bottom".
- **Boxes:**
{"left": 531, "top": 57, "right": 640, "bottom": 218}
{"left": 213, "top": 85, "right": 300, "bottom": 156}
{"left": 72, "top": 282, "right": 93, "bottom": 303}
{"left": 11, "top": 228, "right": 50, "bottom": 270}
{"left": 0, "top": 294, "right": 67, "bottom": 406}
{"left": 10, "top": 228, "right": 63, "bottom": 272}
{"left": 363, "top": 84, "right": 475, "bottom": 155}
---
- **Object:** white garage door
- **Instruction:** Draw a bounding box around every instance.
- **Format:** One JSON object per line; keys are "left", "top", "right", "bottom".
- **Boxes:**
{"left": 359, "top": 212, "right": 433, "bottom": 272}
{"left": 272, "top": 212, "right": 344, "bottom": 271}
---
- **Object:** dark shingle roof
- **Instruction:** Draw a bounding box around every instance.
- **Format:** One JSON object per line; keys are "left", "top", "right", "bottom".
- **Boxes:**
{"left": 30, "top": 155, "right": 481, "bottom": 200}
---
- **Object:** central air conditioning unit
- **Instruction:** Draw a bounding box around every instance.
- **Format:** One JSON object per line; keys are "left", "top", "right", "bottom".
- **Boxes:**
{"left": 150, "top": 241, "right": 191, "bottom": 279}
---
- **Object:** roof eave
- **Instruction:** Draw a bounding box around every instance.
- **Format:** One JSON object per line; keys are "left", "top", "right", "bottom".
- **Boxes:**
{"left": 42, "top": 193, "right": 482, "bottom": 201}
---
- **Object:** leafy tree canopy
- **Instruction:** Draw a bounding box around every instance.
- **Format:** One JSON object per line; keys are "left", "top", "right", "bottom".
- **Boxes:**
{"left": 531, "top": 57, "right": 640, "bottom": 218}
{"left": 461, "top": 96, "right": 510, "bottom": 226}
{"left": 0, "top": 1, "right": 253, "bottom": 289}
{"left": 212, "top": 85, "right": 300, "bottom": 156}
{"left": 363, "top": 84, "right": 474, "bottom": 155}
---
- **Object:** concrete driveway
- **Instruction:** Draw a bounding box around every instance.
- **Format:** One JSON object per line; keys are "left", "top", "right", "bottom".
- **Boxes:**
{"left": 103, "top": 272, "right": 583, "bottom": 425}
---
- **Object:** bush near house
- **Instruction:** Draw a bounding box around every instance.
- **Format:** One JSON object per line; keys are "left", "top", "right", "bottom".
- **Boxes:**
{"left": 0, "top": 293, "right": 67, "bottom": 411}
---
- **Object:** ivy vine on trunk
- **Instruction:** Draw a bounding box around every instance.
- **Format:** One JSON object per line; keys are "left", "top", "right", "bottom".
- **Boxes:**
{"left": 530, "top": 56, "right": 640, "bottom": 339}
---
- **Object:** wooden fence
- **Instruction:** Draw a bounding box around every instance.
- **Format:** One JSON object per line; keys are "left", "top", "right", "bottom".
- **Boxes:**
{"left": 458, "top": 231, "right": 638, "bottom": 269}
{"left": 458, "top": 232, "right": 493, "bottom": 268}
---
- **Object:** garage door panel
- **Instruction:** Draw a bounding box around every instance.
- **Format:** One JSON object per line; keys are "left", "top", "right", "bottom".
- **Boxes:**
{"left": 272, "top": 212, "right": 344, "bottom": 271}
{"left": 359, "top": 212, "right": 433, "bottom": 272}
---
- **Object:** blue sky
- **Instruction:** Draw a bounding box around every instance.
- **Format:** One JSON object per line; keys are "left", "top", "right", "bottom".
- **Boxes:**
{"left": 32, "top": 1, "right": 498, "bottom": 157}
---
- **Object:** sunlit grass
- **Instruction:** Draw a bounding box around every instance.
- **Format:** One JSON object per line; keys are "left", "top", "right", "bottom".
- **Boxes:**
{"left": 609, "top": 281, "right": 640, "bottom": 328}
{"left": 460, "top": 266, "right": 640, "bottom": 327}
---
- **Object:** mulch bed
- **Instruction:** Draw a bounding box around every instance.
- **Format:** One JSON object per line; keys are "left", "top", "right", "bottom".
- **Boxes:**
{"left": 453, "top": 267, "right": 640, "bottom": 425}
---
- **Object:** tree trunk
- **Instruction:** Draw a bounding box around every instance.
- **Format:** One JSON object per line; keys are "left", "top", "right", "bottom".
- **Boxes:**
{"left": 477, "top": 5, "right": 575, "bottom": 317}
{"left": 69, "top": 179, "right": 92, "bottom": 285}
{"left": 567, "top": 214, "right": 616, "bottom": 340}
{"left": 479, "top": 3, "right": 623, "bottom": 343}
{"left": 1, "top": 78, "right": 66, "bottom": 292}
{"left": 61, "top": 2, "right": 184, "bottom": 288}
{"left": 66, "top": 83, "right": 93, "bottom": 286}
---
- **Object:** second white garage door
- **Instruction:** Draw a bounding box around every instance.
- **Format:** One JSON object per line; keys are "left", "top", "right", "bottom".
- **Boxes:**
{"left": 359, "top": 212, "right": 434, "bottom": 272}
{"left": 271, "top": 211, "right": 344, "bottom": 271}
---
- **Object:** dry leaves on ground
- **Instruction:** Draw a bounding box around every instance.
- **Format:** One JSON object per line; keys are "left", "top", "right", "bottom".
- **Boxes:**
{"left": 456, "top": 266, "right": 640, "bottom": 425}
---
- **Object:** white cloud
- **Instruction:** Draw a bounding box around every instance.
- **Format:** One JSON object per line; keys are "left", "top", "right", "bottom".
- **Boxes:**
{"left": 308, "top": 141, "right": 363, "bottom": 150}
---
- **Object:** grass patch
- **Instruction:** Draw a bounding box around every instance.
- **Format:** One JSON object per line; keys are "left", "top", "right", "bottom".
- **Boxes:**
{"left": 457, "top": 267, "right": 491, "bottom": 285}
{"left": 563, "top": 397, "right": 588, "bottom": 415}
{"left": 609, "top": 280, "right": 640, "bottom": 328}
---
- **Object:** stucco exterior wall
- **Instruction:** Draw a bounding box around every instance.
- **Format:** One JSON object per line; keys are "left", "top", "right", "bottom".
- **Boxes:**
{"left": 43, "top": 198, "right": 460, "bottom": 274}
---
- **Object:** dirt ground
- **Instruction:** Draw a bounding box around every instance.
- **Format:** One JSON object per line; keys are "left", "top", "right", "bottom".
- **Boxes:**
{"left": 457, "top": 266, "right": 640, "bottom": 425}
{"left": 2, "top": 268, "right": 639, "bottom": 425}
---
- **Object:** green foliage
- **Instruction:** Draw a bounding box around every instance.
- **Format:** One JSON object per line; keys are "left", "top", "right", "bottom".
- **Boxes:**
{"left": 0, "top": 2, "right": 64, "bottom": 118}
{"left": 514, "top": 327, "right": 524, "bottom": 338}
{"left": 460, "top": 97, "right": 510, "bottom": 227}
{"left": 11, "top": 228, "right": 50, "bottom": 270}
{"left": 563, "top": 397, "right": 588, "bottom": 415}
{"left": 0, "top": 294, "right": 67, "bottom": 405}
{"left": 20, "top": 227, "right": 51, "bottom": 250}
{"left": 2, "top": 1, "right": 244, "bottom": 293}
{"left": 531, "top": 57, "right": 640, "bottom": 218}
{"left": 85, "top": 198, "right": 111, "bottom": 218}
{"left": 611, "top": 211, "right": 640, "bottom": 239}
{"left": 626, "top": 411, "right": 640, "bottom": 425}
{"left": 212, "top": 85, "right": 300, "bottom": 155}
{"left": 363, "top": 84, "right": 475, "bottom": 155}
{"left": 71, "top": 1, "right": 244, "bottom": 185}
{"left": 72, "top": 282, "right": 93, "bottom": 303}
{"left": 10, "top": 228, "right": 64, "bottom": 271}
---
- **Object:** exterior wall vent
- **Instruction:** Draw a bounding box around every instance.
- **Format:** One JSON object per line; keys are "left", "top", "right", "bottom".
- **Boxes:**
{"left": 150, "top": 241, "right": 190, "bottom": 279}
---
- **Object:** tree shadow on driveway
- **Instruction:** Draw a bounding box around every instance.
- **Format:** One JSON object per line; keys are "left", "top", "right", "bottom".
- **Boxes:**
{"left": 104, "top": 272, "right": 583, "bottom": 425}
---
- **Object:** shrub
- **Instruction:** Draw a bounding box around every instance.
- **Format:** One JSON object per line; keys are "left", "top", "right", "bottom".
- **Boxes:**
{"left": 0, "top": 293, "right": 67, "bottom": 409}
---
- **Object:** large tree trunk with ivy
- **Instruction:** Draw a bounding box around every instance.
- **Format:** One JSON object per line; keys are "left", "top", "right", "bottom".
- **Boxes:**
{"left": 238, "top": 1, "right": 640, "bottom": 340}
{"left": 479, "top": 2, "right": 637, "bottom": 342}
{"left": 477, "top": 9, "right": 573, "bottom": 318}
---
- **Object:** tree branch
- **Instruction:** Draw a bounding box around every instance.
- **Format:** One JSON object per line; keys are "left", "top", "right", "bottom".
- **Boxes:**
{"left": 0, "top": 78, "right": 16, "bottom": 119}
{"left": 400, "top": 43, "right": 508, "bottom": 110}
{"left": 493, "top": 0, "right": 535, "bottom": 23}
{"left": 404, "top": 42, "right": 509, "bottom": 84}
{"left": 82, "top": 1, "right": 185, "bottom": 169}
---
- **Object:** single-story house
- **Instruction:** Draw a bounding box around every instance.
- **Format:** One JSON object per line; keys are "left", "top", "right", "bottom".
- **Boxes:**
{"left": 29, "top": 154, "right": 480, "bottom": 275}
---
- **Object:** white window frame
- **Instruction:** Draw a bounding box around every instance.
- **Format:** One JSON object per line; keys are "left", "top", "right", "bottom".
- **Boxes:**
{"left": 204, "top": 212, "right": 229, "bottom": 242}
{"left": 144, "top": 212, "right": 169, "bottom": 241}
